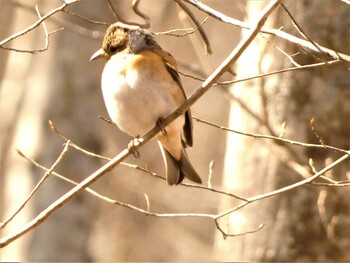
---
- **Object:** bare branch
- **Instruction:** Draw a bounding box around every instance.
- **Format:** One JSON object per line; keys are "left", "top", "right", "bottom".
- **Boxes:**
{"left": 194, "top": 116, "right": 350, "bottom": 159}
{"left": 215, "top": 151, "right": 350, "bottom": 220}
{"left": 49, "top": 120, "right": 110, "bottom": 161}
{"left": 153, "top": 17, "right": 208, "bottom": 37}
{"left": 215, "top": 220, "right": 265, "bottom": 239}
{"left": 310, "top": 117, "right": 327, "bottom": 148}
{"left": 144, "top": 194, "right": 150, "bottom": 212}
{"left": 184, "top": 0, "right": 350, "bottom": 62}
{"left": 12, "top": 138, "right": 349, "bottom": 247}
{"left": 9, "top": 0, "right": 107, "bottom": 38}
{"left": 62, "top": 9, "right": 110, "bottom": 25}
{"left": 0, "top": 0, "right": 79, "bottom": 50}
{"left": 311, "top": 181, "right": 350, "bottom": 187}
{"left": 131, "top": 0, "right": 151, "bottom": 28}
{"left": 174, "top": 0, "right": 212, "bottom": 54}
{"left": 98, "top": 116, "right": 118, "bottom": 127}
{"left": 49, "top": 120, "right": 248, "bottom": 201}
{"left": 107, "top": 0, "right": 151, "bottom": 28}
{"left": 207, "top": 160, "right": 214, "bottom": 188}
{"left": 107, "top": 0, "right": 121, "bottom": 21}
{"left": 280, "top": 3, "right": 326, "bottom": 57}
{"left": 0, "top": 143, "right": 69, "bottom": 230}
{"left": 179, "top": 60, "right": 341, "bottom": 86}
{"left": 1, "top": 4, "right": 64, "bottom": 54}
{"left": 260, "top": 34, "right": 301, "bottom": 67}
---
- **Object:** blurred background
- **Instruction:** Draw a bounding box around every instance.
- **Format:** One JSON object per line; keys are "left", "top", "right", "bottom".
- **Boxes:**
{"left": 1, "top": 0, "right": 349, "bottom": 261}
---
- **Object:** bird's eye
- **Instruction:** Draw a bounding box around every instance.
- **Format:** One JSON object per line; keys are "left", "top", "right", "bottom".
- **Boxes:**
{"left": 109, "top": 46, "right": 118, "bottom": 53}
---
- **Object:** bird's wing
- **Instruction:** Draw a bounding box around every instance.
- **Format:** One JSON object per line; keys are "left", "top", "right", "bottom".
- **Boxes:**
{"left": 160, "top": 51, "right": 194, "bottom": 147}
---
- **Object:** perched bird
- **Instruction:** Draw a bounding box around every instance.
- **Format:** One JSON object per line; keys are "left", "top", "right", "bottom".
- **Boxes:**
{"left": 90, "top": 22, "right": 202, "bottom": 185}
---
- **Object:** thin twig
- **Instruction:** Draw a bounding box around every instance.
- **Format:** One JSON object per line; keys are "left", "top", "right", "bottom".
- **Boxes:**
{"left": 62, "top": 9, "right": 110, "bottom": 25}
{"left": 131, "top": 0, "right": 151, "bottom": 28}
{"left": 1, "top": 4, "right": 64, "bottom": 54}
{"left": 144, "top": 194, "right": 150, "bottom": 212}
{"left": 153, "top": 17, "right": 209, "bottom": 37}
{"left": 107, "top": 0, "right": 151, "bottom": 28}
{"left": 280, "top": 3, "right": 325, "bottom": 57}
{"left": 215, "top": 220, "right": 265, "bottom": 239}
{"left": 279, "top": 121, "right": 287, "bottom": 138}
{"left": 310, "top": 117, "right": 327, "bottom": 149}
{"left": 179, "top": 59, "right": 341, "bottom": 86}
{"left": 215, "top": 151, "right": 350, "bottom": 220}
{"left": 49, "top": 120, "right": 110, "bottom": 160}
{"left": 193, "top": 116, "right": 350, "bottom": 156}
{"left": 49, "top": 120, "right": 248, "bottom": 201}
{"left": 0, "top": 143, "right": 69, "bottom": 229}
{"left": 183, "top": 0, "right": 350, "bottom": 62}
{"left": 36, "top": 5, "right": 49, "bottom": 49}
{"left": 0, "top": 0, "right": 79, "bottom": 49}
{"left": 174, "top": 0, "right": 212, "bottom": 54}
{"left": 107, "top": 0, "right": 120, "bottom": 21}
{"left": 260, "top": 34, "right": 301, "bottom": 67}
{"left": 98, "top": 116, "right": 118, "bottom": 127}
{"left": 311, "top": 181, "right": 350, "bottom": 187}
{"left": 13, "top": 137, "right": 320, "bottom": 242}
{"left": 207, "top": 160, "right": 214, "bottom": 188}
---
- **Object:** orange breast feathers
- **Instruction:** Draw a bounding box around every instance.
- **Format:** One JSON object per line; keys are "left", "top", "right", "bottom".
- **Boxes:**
{"left": 125, "top": 50, "right": 185, "bottom": 105}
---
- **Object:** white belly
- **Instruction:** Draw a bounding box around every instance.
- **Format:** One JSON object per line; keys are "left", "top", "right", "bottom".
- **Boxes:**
{"left": 101, "top": 53, "right": 184, "bottom": 137}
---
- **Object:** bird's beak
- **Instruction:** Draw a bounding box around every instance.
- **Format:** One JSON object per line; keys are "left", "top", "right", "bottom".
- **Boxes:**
{"left": 90, "top": 48, "right": 108, "bottom": 61}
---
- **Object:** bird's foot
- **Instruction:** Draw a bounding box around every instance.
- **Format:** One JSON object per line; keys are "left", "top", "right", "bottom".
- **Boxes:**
{"left": 156, "top": 117, "right": 167, "bottom": 136}
{"left": 128, "top": 136, "right": 143, "bottom": 159}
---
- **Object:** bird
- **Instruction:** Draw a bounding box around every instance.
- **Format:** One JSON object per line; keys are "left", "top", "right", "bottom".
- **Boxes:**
{"left": 90, "top": 22, "right": 202, "bottom": 186}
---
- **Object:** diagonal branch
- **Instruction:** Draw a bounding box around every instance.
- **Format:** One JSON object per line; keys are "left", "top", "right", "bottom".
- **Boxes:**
{"left": 0, "top": 142, "right": 69, "bottom": 230}
{"left": 215, "top": 151, "right": 350, "bottom": 220}
{"left": 184, "top": 0, "right": 350, "bottom": 62}
{"left": 174, "top": 0, "right": 212, "bottom": 54}
{"left": 280, "top": 3, "right": 325, "bottom": 56}
{"left": 2, "top": 5, "right": 64, "bottom": 54}
{"left": 0, "top": 0, "right": 79, "bottom": 49}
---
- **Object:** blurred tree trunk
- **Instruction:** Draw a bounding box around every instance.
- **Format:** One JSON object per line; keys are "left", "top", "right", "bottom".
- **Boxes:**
{"left": 1, "top": 1, "right": 108, "bottom": 261}
{"left": 1, "top": 0, "right": 50, "bottom": 260}
{"left": 214, "top": 1, "right": 350, "bottom": 261}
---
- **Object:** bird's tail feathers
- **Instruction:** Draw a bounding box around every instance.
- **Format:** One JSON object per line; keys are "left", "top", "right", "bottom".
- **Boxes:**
{"left": 159, "top": 143, "right": 202, "bottom": 185}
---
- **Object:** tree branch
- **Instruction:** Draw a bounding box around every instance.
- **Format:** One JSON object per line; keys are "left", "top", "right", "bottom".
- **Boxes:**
{"left": 215, "top": 151, "right": 350, "bottom": 220}
{"left": 0, "top": 142, "right": 69, "bottom": 229}
{"left": 0, "top": 0, "right": 79, "bottom": 50}
{"left": 184, "top": 0, "right": 350, "bottom": 62}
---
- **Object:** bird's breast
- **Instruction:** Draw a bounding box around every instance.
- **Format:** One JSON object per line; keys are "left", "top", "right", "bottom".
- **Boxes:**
{"left": 101, "top": 52, "right": 185, "bottom": 137}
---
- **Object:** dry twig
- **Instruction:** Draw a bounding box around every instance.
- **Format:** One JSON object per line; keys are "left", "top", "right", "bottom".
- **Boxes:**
{"left": 174, "top": 0, "right": 212, "bottom": 54}
{"left": 107, "top": 0, "right": 151, "bottom": 28}
{"left": 183, "top": 0, "right": 350, "bottom": 62}
{"left": 280, "top": 3, "right": 325, "bottom": 57}
{"left": 0, "top": 143, "right": 69, "bottom": 229}
{"left": 0, "top": 0, "right": 79, "bottom": 51}
{"left": 193, "top": 116, "right": 350, "bottom": 156}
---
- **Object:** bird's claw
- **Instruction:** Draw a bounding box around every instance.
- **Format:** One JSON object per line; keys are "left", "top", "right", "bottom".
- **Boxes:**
{"left": 156, "top": 118, "right": 167, "bottom": 136}
{"left": 128, "top": 136, "right": 143, "bottom": 158}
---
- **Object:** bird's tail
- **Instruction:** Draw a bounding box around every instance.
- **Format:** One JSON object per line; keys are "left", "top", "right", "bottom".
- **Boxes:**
{"left": 159, "top": 143, "right": 202, "bottom": 185}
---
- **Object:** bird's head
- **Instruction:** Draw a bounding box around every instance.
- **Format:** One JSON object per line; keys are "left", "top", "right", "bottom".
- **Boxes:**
{"left": 90, "top": 22, "right": 154, "bottom": 61}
